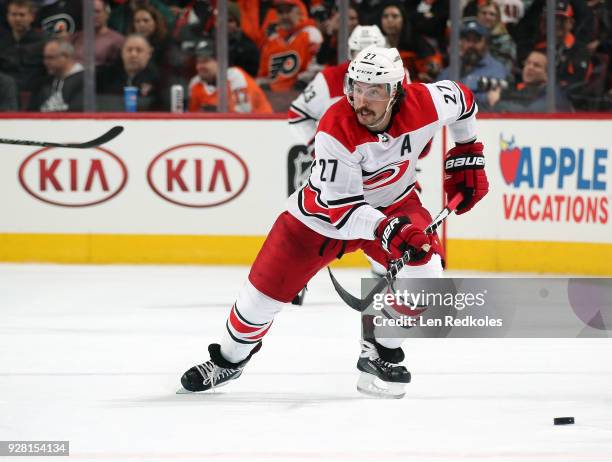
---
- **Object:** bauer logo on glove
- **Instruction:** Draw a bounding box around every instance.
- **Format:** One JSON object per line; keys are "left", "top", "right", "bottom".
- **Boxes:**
{"left": 444, "top": 141, "right": 489, "bottom": 215}
{"left": 376, "top": 215, "right": 433, "bottom": 265}
{"left": 444, "top": 155, "right": 485, "bottom": 171}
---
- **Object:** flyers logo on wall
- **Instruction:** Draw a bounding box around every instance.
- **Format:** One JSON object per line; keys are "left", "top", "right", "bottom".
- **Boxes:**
{"left": 499, "top": 134, "right": 608, "bottom": 224}
{"left": 19, "top": 147, "right": 128, "bottom": 207}
{"left": 147, "top": 143, "right": 248, "bottom": 208}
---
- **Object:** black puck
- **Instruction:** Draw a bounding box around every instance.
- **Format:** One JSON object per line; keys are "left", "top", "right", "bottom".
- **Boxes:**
{"left": 554, "top": 417, "right": 575, "bottom": 425}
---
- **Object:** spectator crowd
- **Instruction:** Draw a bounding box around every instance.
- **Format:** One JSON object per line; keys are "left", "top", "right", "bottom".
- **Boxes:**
{"left": 0, "top": 0, "right": 610, "bottom": 113}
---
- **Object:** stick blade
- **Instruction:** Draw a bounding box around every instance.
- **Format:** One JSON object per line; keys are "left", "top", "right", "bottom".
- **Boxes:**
{"left": 327, "top": 267, "right": 365, "bottom": 312}
{"left": 71, "top": 126, "right": 124, "bottom": 148}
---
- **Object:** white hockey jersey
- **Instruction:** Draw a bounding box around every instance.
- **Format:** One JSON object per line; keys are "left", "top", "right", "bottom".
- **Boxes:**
{"left": 288, "top": 61, "right": 350, "bottom": 145}
{"left": 286, "top": 80, "right": 478, "bottom": 241}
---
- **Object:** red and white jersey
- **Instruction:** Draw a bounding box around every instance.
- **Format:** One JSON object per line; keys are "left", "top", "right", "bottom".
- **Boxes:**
{"left": 289, "top": 61, "right": 411, "bottom": 145}
{"left": 288, "top": 61, "right": 349, "bottom": 145}
{"left": 287, "top": 80, "right": 478, "bottom": 240}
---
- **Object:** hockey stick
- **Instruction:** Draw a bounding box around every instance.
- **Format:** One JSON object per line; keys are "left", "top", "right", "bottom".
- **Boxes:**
{"left": 0, "top": 125, "right": 124, "bottom": 149}
{"left": 327, "top": 192, "right": 464, "bottom": 312}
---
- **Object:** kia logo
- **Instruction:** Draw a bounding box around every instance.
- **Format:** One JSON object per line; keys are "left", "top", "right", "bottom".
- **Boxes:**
{"left": 18, "top": 147, "right": 128, "bottom": 207}
{"left": 147, "top": 143, "right": 249, "bottom": 208}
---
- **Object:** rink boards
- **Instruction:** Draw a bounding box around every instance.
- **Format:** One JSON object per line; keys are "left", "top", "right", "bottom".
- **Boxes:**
{"left": 0, "top": 113, "right": 611, "bottom": 275}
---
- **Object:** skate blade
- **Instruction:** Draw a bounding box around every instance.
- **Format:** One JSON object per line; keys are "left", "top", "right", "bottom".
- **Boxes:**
{"left": 356, "top": 372, "right": 406, "bottom": 399}
{"left": 176, "top": 387, "right": 193, "bottom": 394}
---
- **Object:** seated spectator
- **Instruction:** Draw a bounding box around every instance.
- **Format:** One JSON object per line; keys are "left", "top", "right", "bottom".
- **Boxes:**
{"left": 541, "top": 1, "right": 591, "bottom": 90}
{"left": 315, "top": 3, "right": 360, "bottom": 65}
{"left": 227, "top": 2, "right": 259, "bottom": 77}
{"left": 29, "top": 39, "right": 83, "bottom": 112}
{"left": 97, "top": 34, "right": 161, "bottom": 111}
{"left": 514, "top": 0, "right": 593, "bottom": 64}
{"left": 188, "top": 39, "right": 272, "bottom": 114}
{"left": 175, "top": 2, "right": 259, "bottom": 80}
{"left": 377, "top": 1, "right": 442, "bottom": 83}
{"left": 463, "top": 0, "right": 525, "bottom": 29}
{"left": 257, "top": 0, "right": 323, "bottom": 92}
{"left": 72, "top": 0, "right": 124, "bottom": 67}
{"left": 37, "top": 0, "right": 82, "bottom": 39}
{"left": 108, "top": 0, "right": 174, "bottom": 35}
{"left": 129, "top": 4, "right": 171, "bottom": 72}
{"left": 476, "top": 0, "right": 517, "bottom": 77}
{"left": 0, "top": 71, "right": 18, "bottom": 111}
{"left": 483, "top": 49, "right": 572, "bottom": 112}
{"left": 0, "top": 0, "right": 45, "bottom": 99}
{"left": 438, "top": 19, "right": 508, "bottom": 106}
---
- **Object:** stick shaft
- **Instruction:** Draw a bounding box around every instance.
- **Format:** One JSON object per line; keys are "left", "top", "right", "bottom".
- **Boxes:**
{"left": 0, "top": 126, "right": 123, "bottom": 149}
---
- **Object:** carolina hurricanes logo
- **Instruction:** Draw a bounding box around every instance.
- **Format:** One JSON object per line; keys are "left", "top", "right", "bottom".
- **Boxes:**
{"left": 362, "top": 160, "right": 410, "bottom": 191}
{"left": 270, "top": 52, "right": 300, "bottom": 80}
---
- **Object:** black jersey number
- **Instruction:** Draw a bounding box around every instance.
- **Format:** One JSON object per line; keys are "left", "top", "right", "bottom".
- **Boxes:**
{"left": 435, "top": 84, "right": 457, "bottom": 105}
{"left": 319, "top": 159, "right": 338, "bottom": 182}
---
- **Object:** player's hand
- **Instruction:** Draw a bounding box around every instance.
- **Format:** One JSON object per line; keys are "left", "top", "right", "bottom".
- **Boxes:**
{"left": 444, "top": 141, "right": 489, "bottom": 215}
{"left": 376, "top": 215, "right": 433, "bottom": 266}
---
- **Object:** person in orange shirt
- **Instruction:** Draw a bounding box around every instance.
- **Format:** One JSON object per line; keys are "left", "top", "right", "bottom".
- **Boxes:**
{"left": 257, "top": 0, "right": 323, "bottom": 92}
{"left": 188, "top": 39, "right": 273, "bottom": 114}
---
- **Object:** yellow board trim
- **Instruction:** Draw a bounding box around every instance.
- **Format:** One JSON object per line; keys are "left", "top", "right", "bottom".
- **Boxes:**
{"left": 0, "top": 233, "right": 368, "bottom": 267}
{"left": 447, "top": 239, "right": 612, "bottom": 275}
{"left": 2, "top": 233, "right": 612, "bottom": 275}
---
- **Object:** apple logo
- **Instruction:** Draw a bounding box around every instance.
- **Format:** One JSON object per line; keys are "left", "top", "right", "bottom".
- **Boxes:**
{"left": 499, "top": 134, "right": 521, "bottom": 186}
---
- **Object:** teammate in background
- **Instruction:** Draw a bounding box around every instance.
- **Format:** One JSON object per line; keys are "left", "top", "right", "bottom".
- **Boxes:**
{"left": 257, "top": 0, "right": 323, "bottom": 92}
{"left": 180, "top": 46, "right": 488, "bottom": 399}
{"left": 188, "top": 39, "right": 273, "bottom": 114}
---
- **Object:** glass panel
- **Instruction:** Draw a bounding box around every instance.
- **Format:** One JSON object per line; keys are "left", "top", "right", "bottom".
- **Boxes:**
{"left": 1, "top": 1, "right": 608, "bottom": 114}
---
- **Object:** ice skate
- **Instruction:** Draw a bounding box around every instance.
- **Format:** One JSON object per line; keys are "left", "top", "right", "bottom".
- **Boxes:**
{"left": 178, "top": 342, "right": 260, "bottom": 393}
{"left": 356, "top": 340, "right": 411, "bottom": 399}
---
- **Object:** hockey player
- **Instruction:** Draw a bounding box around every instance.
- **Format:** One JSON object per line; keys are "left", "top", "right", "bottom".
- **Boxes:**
{"left": 288, "top": 25, "right": 388, "bottom": 149}
{"left": 289, "top": 25, "right": 407, "bottom": 281}
{"left": 288, "top": 25, "right": 389, "bottom": 295}
{"left": 180, "top": 46, "right": 489, "bottom": 398}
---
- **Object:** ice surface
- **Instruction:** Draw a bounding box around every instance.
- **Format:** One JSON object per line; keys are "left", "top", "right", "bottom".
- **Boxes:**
{"left": 1, "top": 264, "right": 611, "bottom": 462}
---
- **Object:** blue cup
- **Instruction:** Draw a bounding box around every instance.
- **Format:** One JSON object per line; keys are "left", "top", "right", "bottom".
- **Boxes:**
{"left": 123, "top": 86, "right": 138, "bottom": 112}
